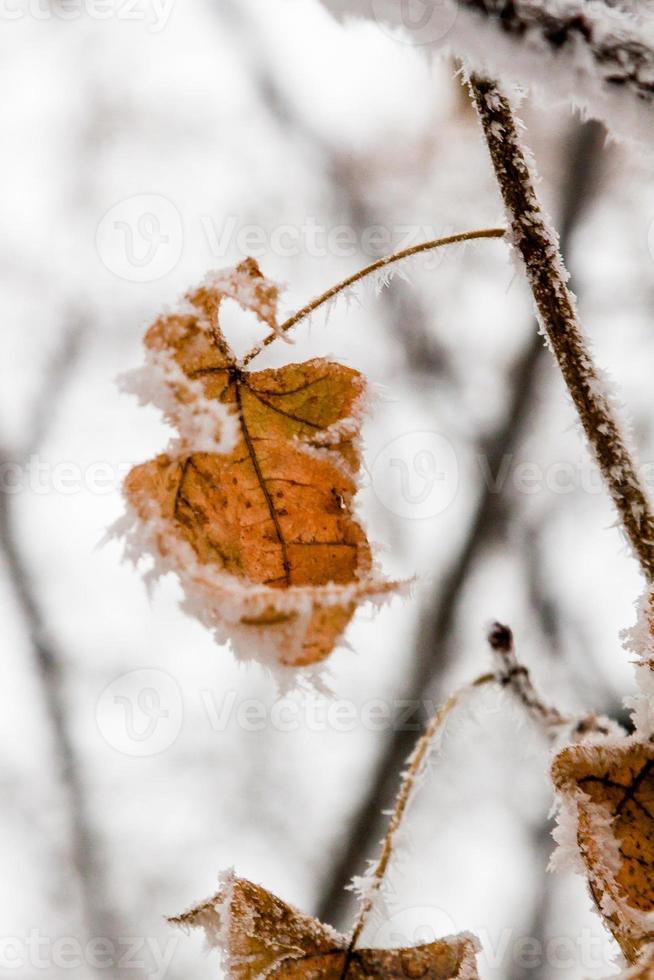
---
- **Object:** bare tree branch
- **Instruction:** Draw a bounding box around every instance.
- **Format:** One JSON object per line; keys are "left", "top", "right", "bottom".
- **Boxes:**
{"left": 488, "top": 621, "right": 611, "bottom": 737}
{"left": 469, "top": 74, "right": 654, "bottom": 580}
{"left": 0, "top": 314, "right": 121, "bottom": 970}
{"left": 520, "top": 519, "right": 631, "bottom": 724}
{"left": 24, "top": 312, "right": 88, "bottom": 457}
{"left": 0, "top": 490, "right": 116, "bottom": 945}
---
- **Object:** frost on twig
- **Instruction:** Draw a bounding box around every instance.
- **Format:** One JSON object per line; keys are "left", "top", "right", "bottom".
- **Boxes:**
{"left": 468, "top": 74, "right": 654, "bottom": 583}
{"left": 114, "top": 259, "right": 400, "bottom": 672}
{"left": 487, "top": 622, "right": 613, "bottom": 742}
{"left": 242, "top": 228, "right": 505, "bottom": 367}
{"left": 347, "top": 679, "right": 491, "bottom": 951}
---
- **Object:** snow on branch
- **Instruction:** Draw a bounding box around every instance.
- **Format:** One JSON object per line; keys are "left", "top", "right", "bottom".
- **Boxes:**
{"left": 321, "top": 0, "right": 654, "bottom": 144}
{"left": 468, "top": 73, "right": 654, "bottom": 582}
{"left": 458, "top": 1, "right": 654, "bottom": 119}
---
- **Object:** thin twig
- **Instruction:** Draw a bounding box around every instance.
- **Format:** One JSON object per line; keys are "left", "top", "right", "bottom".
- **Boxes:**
{"left": 241, "top": 228, "right": 505, "bottom": 367}
{"left": 346, "top": 674, "right": 494, "bottom": 953}
{"left": 488, "top": 622, "right": 569, "bottom": 733}
{"left": 346, "top": 620, "right": 606, "bottom": 952}
{"left": 468, "top": 74, "right": 654, "bottom": 582}
{"left": 487, "top": 622, "right": 611, "bottom": 740}
{"left": 343, "top": 619, "right": 608, "bottom": 952}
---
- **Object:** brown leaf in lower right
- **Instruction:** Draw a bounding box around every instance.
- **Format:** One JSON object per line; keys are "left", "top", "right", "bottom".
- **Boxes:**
{"left": 552, "top": 739, "right": 654, "bottom": 964}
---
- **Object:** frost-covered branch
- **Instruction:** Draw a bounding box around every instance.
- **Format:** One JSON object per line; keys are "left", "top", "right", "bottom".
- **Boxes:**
{"left": 487, "top": 622, "right": 611, "bottom": 740}
{"left": 459, "top": 1, "right": 654, "bottom": 116}
{"left": 488, "top": 622, "right": 570, "bottom": 734}
{"left": 242, "top": 228, "right": 505, "bottom": 366}
{"left": 469, "top": 74, "right": 654, "bottom": 582}
{"left": 321, "top": 0, "right": 654, "bottom": 144}
{"left": 347, "top": 676, "right": 492, "bottom": 952}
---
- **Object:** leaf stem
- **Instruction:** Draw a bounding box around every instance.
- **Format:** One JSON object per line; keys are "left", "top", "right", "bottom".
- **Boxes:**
{"left": 347, "top": 673, "right": 494, "bottom": 952}
{"left": 241, "top": 228, "right": 505, "bottom": 367}
{"left": 468, "top": 73, "right": 654, "bottom": 582}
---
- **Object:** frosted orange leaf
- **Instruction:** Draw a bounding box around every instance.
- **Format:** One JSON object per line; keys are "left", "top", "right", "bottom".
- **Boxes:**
{"left": 122, "top": 260, "right": 398, "bottom": 667}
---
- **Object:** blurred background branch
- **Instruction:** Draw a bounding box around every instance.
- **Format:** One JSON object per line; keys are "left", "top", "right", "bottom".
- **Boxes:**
{"left": 0, "top": 314, "right": 121, "bottom": 970}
